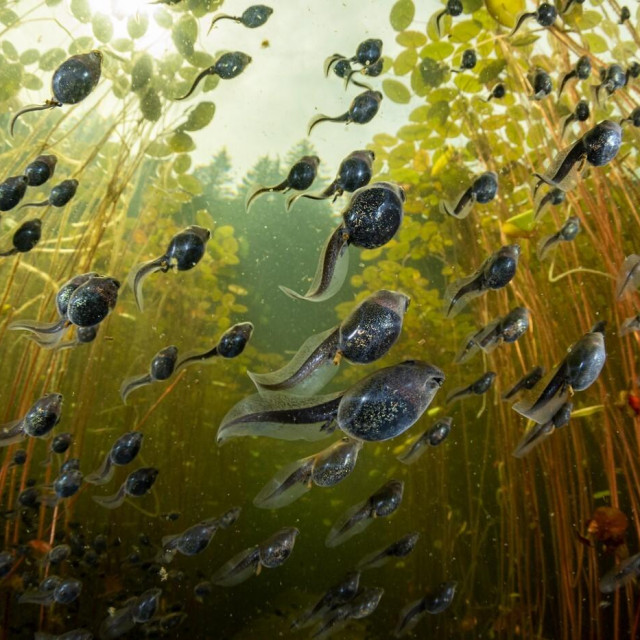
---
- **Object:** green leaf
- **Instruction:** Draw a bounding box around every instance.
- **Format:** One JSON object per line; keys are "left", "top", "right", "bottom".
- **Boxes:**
{"left": 111, "top": 38, "right": 133, "bottom": 53}
{"left": 45, "top": 0, "right": 64, "bottom": 5}
{"left": 583, "top": 33, "right": 607, "bottom": 53}
{"left": 0, "top": 61, "right": 22, "bottom": 101}
{"left": 20, "top": 49, "right": 40, "bottom": 66}
{"left": 410, "top": 105, "right": 430, "bottom": 122}
{"left": 168, "top": 131, "right": 195, "bottom": 153}
{"left": 39, "top": 48, "right": 66, "bottom": 72}
{"left": 419, "top": 57, "right": 447, "bottom": 88}
{"left": 389, "top": 142, "right": 415, "bottom": 168}
{"left": 69, "top": 37, "right": 95, "bottom": 56}
{"left": 396, "top": 30, "right": 427, "bottom": 48}
{"left": 178, "top": 174, "right": 203, "bottom": 195}
{"left": 140, "top": 89, "right": 162, "bottom": 122}
{"left": 23, "top": 73, "right": 43, "bottom": 91}
{"left": 373, "top": 133, "right": 397, "bottom": 147}
{"left": 146, "top": 140, "right": 171, "bottom": 158}
{"left": 131, "top": 53, "right": 154, "bottom": 92}
{"left": 397, "top": 123, "right": 431, "bottom": 140}
{"left": 0, "top": 9, "right": 18, "bottom": 26}
{"left": 127, "top": 13, "right": 149, "bottom": 39}
{"left": 180, "top": 101, "right": 216, "bottom": 131}
{"left": 2, "top": 41, "right": 17, "bottom": 61}
{"left": 92, "top": 13, "right": 113, "bottom": 43}
{"left": 172, "top": 15, "right": 198, "bottom": 58}
{"left": 112, "top": 74, "right": 129, "bottom": 100}
{"left": 450, "top": 20, "right": 482, "bottom": 43}
{"left": 462, "top": 0, "right": 483, "bottom": 11}
{"left": 173, "top": 154, "right": 192, "bottom": 174}
{"left": 420, "top": 42, "right": 454, "bottom": 61}
{"left": 454, "top": 74, "right": 482, "bottom": 93}
{"left": 575, "top": 10, "right": 602, "bottom": 29}
{"left": 390, "top": 0, "right": 415, "bottom": 31}
{"left": 382, "top": 78, "right": 411, "bottom": 103}
{"left": 427, "top": 101, "right": 450, "bottom": 126}
{"left": 485, "top": 0, "right": 524, "bottom": 27}
{"left": 511, "top": 33, "right": 539, "bottom": 47}
{"left": 154, "top": 8, "right": 173, "bottom": 29}
{"left": 187, "top": 51, "right": 215, "bottom": 68}
{"left": 70, "top": 0, "right": 92, "bottom": 23}
{"left": 393, "top": 48, "right": 417, "bottom": 75}
{"left": 478, "top": 59, "right": 506, "bottom": 84}
{"left": 505, "top": 209, "right": 535, "bottom": 231}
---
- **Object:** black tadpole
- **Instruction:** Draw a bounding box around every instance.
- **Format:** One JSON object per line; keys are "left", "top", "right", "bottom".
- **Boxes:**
{"left": 621, "top": 107, "right": 640, "bottom": 127}
{"left": 0, "top": 219, "right": 42, "bottom": 257}
{"left": 10, "top": 51, "right": 102, "bottom": 136}
{"left": 19, "top": 179, "right": 78, "bottom": 210}
{"left": 175, "top": 52, "right": 252, "bottom": 100}
{"left": 325, "top": 39, "right": 383, "bottom": 77}
{"left": 246, "top": 156, "right": 320, "bottom": 211}
{"left": 561, "top": 99, "right": 589, "bottom": 138}
{"left": 558, "top": 56, "right": 591, "bottom": 97}
{"left": 510, "top": 2, "right": 557, "bottom": 36}
{"left": 308, "top": 90, "right": 383, "bottom": 135}
{"left": 175, "top": 322, "right": 254, "bottom": 373}
{"left": 128, "top": 225, "right": 211, "bottom": 311}
{"left": 208, "top": 5, "right": 273, "bottom": 34}
{"left": 452, "top": 49, "right": 477, "bottom": 73}
{"left": 620, "top": 6, "right": 630, "bottom": 23}
{"left": 0, "top": 176, "right": 28, "bottom": 211}
{"left": 120, "top": 345, "right": 179, "bottom": 404}
{"left": 344, "top": 58, "right": 383, "bottom": 90}
{"left": 485, "top": 83, "right": 506, "bottom": 102}
{"left": 24, "top": 155, "right": 57, "bottom": 187}
{"left": 435, "top": 0, "right": 463, "bottom": 36}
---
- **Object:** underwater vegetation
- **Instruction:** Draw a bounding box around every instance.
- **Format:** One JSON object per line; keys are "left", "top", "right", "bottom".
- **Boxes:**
{"left": 0, "top": 0, "right": 640, "bottom": 638}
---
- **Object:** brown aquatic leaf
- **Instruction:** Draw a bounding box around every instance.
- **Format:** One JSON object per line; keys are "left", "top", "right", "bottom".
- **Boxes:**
{"left": 586, "top": 507, "right": 629, "bottom": 545}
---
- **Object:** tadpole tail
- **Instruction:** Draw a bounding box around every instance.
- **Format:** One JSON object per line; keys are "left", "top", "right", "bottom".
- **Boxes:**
{"left": 93, "top": 483, "right": 127, "bottom": 509}
{"left": 621, "top": 117, "right": 632, "bottom": 125}
{"left": 344, "top": 69, "right": 372, "bottom": 91}
{"left": 120, "top": 374, "right": 153, "bottom": 404}
{"left": 245, "top": 180, "right": 287, "bottom": 211}
{"left": 560, "top": 113, "right": 576, "bottom": 139}
{"left": 174, "top": 346, "right": 218, "bottom": 373}
{"left": 207, "top": 14, "right": 238, "bottom": 34}
{"left": 10, "top": 102, "right": 59, "bottom": 137}
{"left": 175, "top": 68, "right": 214, "bottom": 101}
{"left": 308, "top": 112, "right": 349, "bottom": 135}
{"left": 17, "top": 201, "right": 48, "bottom": 211}
{"left": 445, "top": 386, "right": 470, "bottom": 406}
{"left": 509, "top": 12, "right": 534, "bottom": 37}
{"left": 0, "top": 248, "right": 18, "bottom": 257}
{"left": 128, "top": 255, "right": 165, "bottom": 312}
{"left": 18, "top": 591, "right": 54, "bottom": 606}
{"left": 84, "top": 452, "right": 115, "bottom": 485}
{"left": 534, "top": 190, "right": 553, "bottom": 221}
{"left": 324, "top": 54, "right": 345, "bottom": 77}
{"left": 562, "top": 0, "right": 575, "bottom": 12}
{"left": 557, "top": 70, "right": 576, "bottom": 98}
{"left": 0, "top": 419, "right": 25, "bottom": 448}
{"left": 8, "top": 318, "right": 69, "bottom": 349}
{"left": 435, "top": 10, "right": 446, "bottom": 36}
{"left": 287, "top": 183, "right": 338, "bottom": 209}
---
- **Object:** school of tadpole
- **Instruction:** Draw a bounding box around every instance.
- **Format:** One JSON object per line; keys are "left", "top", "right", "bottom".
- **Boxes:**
{"left": 1, "top": 0, "right": 640, "bottom": 638}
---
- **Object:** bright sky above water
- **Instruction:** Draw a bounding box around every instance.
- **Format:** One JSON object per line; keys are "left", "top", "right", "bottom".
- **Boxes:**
{"left": 11, "top": 0, "right": 440, "bottom": 177}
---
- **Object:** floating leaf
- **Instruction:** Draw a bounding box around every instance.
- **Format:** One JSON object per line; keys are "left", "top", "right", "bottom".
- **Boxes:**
{"left": 396, "top": 30, "right": 427, "bottom": 48}
{"left": 511, "top": 33, "right": 539, "bottom": 47}
{"left": 0, "top": 60, "right": 22, "bottom": 101}
{"left": 420, "top": 42, "right": 454, "bottom": 61}
{"left": 428, "top": 101, "right": 450, "bottom": 126}
{"left": 131, "top": 54, "right": 154, "bottom": 92}
{"left": 127, "top": 13, "right": 149, "bottom": 39}
{"left": 181, "top": 102, "right": 216, "bottom": 131}
{"left": 112, "top": 74, "right": 129, "bottom": 100}
{"left": 485, "top": 0, "right": 524, "bottom": 27}
{"left": 70, "top": 0, "right": 91, "bottom": 23}
{"left": 69, "top": 37, "right": 95, "bottom": 56}
{"left": 2, "top": 41, "right": 17, "bottom": 61}
{"left": 0, "top": 9, "right": 18, "bottom": 26}
{"left": 172, "top": 15, "right": 198, "bottom": 58}
{"left": 390, "top": 0, "right": 415, "bottom": 31}
{"left": 419, "top": 57, "right": 447, "bottom": 88}
{"left": 583, "top": 32, "right": 607, "bottom": 53}
{"left": 92, "top": 13, "right": 113, "bottom": 43}
{"left": 575, "top": 10, "right": 602, "bottom": 29}
{"left": 478, "top": 59, "right": 507, "bottom": 84}
{"left": 111, "top": 38, "right": 133, "bottom": 53}
{"left": 450, "top": 20, "right": 482, "bottom": 43}
{"left": 373, "top": 133, "right": 397, "bottom": 147}
{"left": 178, "top": 174, "right": 203, "bottom": 195}
{"left": 140, "top": 89, "right": 162, "bottom": 122}
{"left": 187, "top": 51, "right": 216, "bottom": 68}
{"left": 462, "top": 0, "right": 483, "bottom": 11}
{"left": 146, "top": 140, "right": 171, "bottom": 158}
{"left": 393, "top": 49, "right": 417, "bottom": 75}
{"left": 20, "top": 49, "right": 40, "bottom": 66}
{"left": 39, "top": 48, "right": 66, "bottom": 72}
{"left": 23, "top": 74, "right": 43, "bottom": 91}
{"left": 173, "top": 154, "right": 192, "bottom": 174}
{"left": 168, "top": 131, "right": 195, "bottom": 153}
{"left": 154, "top": 8, "right": 173, "bottom": 29}
{"left": 382, "top": 78, "right": 411, "bottom": 103}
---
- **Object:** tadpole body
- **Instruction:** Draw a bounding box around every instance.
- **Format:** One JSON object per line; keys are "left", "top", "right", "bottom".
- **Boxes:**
{"left": 558, "top": 56, "right": 591, "bottom": 97}
{"left": 537, "top": 215, "right": 581, "bottom": 261}
{"left": 0, "top": 176, "right": 28, "bottom": 211}
{"left": 11, "top": 51, "right": 103, "bottom": 136}
{"left": 175, "top": 52, "right": 252, "bottom": 100}
{"left": 435, "top": 0, "right": 463, "bottom": 36}
{"left": 120, "top": 345, "right": 179, "bottom": 404}
{"left": 441, "top": 171, "right": 498, "bottom": 219}
{"left": 0, "top": 219, "right": 42, "bottom": 257}
{"left": 20, "top": 179, "right": 78, "bottom": 210}
{"left": 208, "top": 5, "right": 273, "bottom": 33}
{"left": 308, "top": 90, "right": 383, "bottom": 135}
{"left": 24, "top": 155, "right": 57, "bottom": 187}
{"left": 510, "top": 2, "right": 557, "bottom": 37}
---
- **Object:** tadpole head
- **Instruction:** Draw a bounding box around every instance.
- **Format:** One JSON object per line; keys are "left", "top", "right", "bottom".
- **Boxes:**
{"left": 447, "top": 0, "right": 463, "bottom": 16}
{"left": 583, "top": 120, "right": 622, "bottom": 166}
{"left": 575, "top": 99, "right": 590, "bottom": 121}
{"left": 576, "top": 56, "right": 592, "bottom": 79}
{"left": 461, "top": 49, "right": 477, "bottom": 70}
{"left": 536, "top": 3, "right": 557, "bottom": 26}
